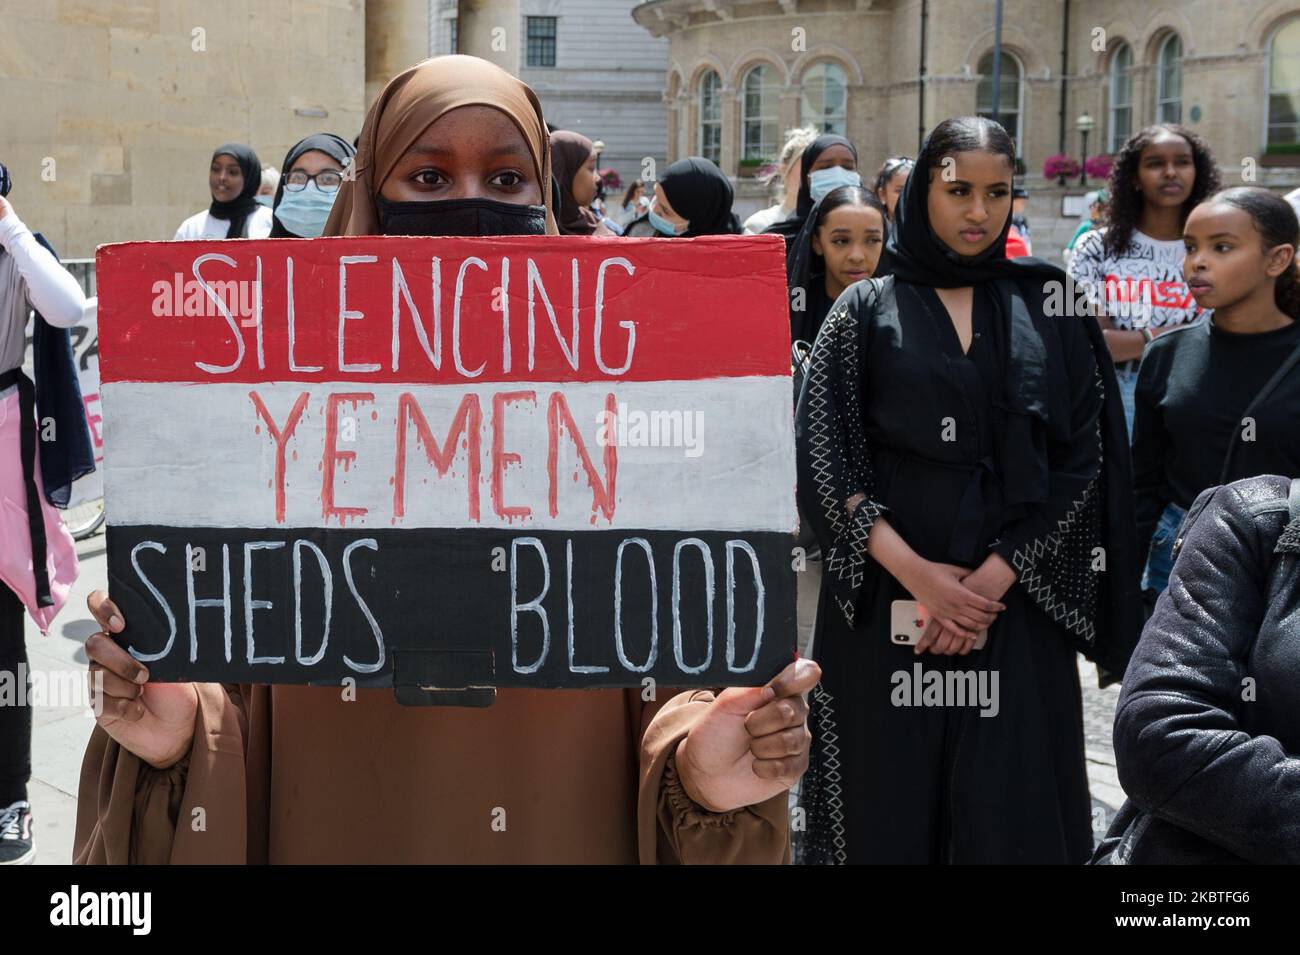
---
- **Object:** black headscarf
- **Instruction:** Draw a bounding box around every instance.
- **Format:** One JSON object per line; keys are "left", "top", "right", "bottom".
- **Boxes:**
{"left": 763, "top": 134, "right": 858, "bottom": 247}
{"left": 207, "top": 142, "right": 262, "bottom": 239}
{"left": 550, "top": 130, "right": 601, "bottom": 236}
{"left": 881, "top": 125, "right": 1143, "bottom": 678}
{"left": 658, "top": 157, "right": 740, "bottom": 236}
{"left": 885, "top": 132, "right": 1060, "bottom": 289}
{"left": 787, "top": 186, "right": 890, "bottom": 344}
{"left": 269, "top": 133, "right": 356, "bottom": 238}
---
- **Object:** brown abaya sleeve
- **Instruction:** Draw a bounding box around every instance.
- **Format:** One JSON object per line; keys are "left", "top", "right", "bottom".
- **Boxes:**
{"left": 74, "top": 683, "right": 789, "bottom": 864}
{"left": 635, "top": 689, "right": 791, "bottom": 865}
{"left": 73, "top": 683, "right": 253, "bottom": 864}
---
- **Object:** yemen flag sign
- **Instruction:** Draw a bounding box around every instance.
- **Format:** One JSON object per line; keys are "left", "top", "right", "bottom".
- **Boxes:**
{"left": 96, "top": 235, "right": 797, "bottom": 699}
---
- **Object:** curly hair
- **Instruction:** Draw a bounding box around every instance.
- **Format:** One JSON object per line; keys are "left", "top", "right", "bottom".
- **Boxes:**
{"left": 1103, "top": 123, "right": 1220, "bottom": 257}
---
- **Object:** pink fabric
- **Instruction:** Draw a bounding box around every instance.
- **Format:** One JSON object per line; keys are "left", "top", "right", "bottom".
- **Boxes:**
{"left": 0, "top": 390, "right": 79, "bottom": 633}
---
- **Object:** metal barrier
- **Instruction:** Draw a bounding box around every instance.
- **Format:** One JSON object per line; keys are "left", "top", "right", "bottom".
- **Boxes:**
{"left": 61, "top": 258, "right": 97, "bottom": 298}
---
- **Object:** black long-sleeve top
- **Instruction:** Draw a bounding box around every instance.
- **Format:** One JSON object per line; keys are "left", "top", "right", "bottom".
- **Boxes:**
{"left": 1132, "top": 317, "right": 1300, "bottom": 564}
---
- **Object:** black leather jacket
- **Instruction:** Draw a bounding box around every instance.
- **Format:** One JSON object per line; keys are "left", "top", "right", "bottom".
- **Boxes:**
{"left": 1095, "top": 474, "right": 1300, "bottom": 863}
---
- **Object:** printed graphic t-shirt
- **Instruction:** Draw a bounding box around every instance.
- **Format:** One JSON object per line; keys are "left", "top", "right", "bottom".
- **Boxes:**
{"left": 1067, "top": 227, "right": 1209, "bottom": 331}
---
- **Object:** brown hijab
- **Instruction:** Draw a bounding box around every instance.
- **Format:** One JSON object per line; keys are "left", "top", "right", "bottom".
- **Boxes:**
{"left": 324, "top": 54, "right": 559, "bottom": 237}
{"left": 550, "top": 130, "right": 601, "bottom": 236}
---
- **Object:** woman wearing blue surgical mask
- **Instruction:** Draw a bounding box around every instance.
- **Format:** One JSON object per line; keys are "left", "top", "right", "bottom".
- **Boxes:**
{"left": 624, "top": 156, "right": 740, "bottom": 238}
{"left": 763, "top": 133, "right": 860, "bottom": 253}
{"left": 269, "top": 134, "right": 356, "bottom": 239}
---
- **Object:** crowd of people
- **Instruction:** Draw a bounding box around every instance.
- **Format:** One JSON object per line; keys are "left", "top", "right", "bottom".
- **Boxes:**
{"left": 1, "top": 51, "right": 1299, "bottom": 865}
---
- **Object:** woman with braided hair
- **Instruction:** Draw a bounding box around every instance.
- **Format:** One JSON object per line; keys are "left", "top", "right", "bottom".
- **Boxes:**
{"left": 1132, "top": 186, "right": 1300, "bottom": 602}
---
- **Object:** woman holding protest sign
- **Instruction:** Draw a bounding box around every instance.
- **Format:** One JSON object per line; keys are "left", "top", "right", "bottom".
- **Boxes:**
{"left": 74, "top": 55, "right": 817, "bottom": 866}
{"left": 174, "top": 143, "right": 274, "bottom": 241}
{"left": 793, "top": 117, "right": 1142, "bottom": 864}
{"left": 267, "top": 134, "right": 356, "bottom": 240}
{"left": 0, "top": 164, "right": 90, "bottom": 864}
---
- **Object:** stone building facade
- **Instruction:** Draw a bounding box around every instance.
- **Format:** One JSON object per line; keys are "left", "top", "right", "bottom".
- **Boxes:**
{"left": 0, "top": 0, "right": 667, "bottom": 257}
{"left": 1, "top": 0, "right": 367, "bottom": 259}
{"left": 9, "top": 0, "right": 1300, "bottom": 260}
{"left": 633, "top": 0, "right": 1300, "bottom": 257}
{"left": 430, "top": 0, "right": 670, "bottom": 190}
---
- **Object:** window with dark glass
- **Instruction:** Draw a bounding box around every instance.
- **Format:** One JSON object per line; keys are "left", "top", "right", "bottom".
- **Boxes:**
{"left": 526, "top": 16, "right": 557, "bottom": 68}
{"left": 699, "top": 70, "right": 722, "bottom": 164}
{"left": 975, "top": 51, "right": 1023, "bottom": 148}
{"left": 1268, "top": 19, "right": 1300, "bottom": 148}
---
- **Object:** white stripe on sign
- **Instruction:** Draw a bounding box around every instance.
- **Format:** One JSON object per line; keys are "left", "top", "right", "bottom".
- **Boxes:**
{"left": 102, "top": 378, "right": 796, "bottom": 533}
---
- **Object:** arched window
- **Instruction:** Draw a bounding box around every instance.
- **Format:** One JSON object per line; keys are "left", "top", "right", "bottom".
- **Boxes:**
{"left": 800, "top": 62, "right": 848, "bottom": 135}
{"left": 1108, "top": 42, "right": 1134, "bottom": 152}
{"left": 975, "top": 51, "right": 1023, "bottom": 146}
{"left": 698, "top": 70, "right": 722, "bottom": 164}
{"left": 1155, "top": 34, "right": 1182, "bottom": 123}
{"left": 1268, "top": 19, "right": 1300, "bottom": 149}
{"left": 741, "top": 64, "right": 779, "bottom": 162}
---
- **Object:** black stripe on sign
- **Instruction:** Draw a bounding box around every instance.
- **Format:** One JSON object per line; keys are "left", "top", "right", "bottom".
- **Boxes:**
{"left": 106, "top": 525, "right": 798, "bottom": 690}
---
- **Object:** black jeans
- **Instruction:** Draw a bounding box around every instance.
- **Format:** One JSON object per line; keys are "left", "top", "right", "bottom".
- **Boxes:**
{"left": 0, "top": 584, "right": 30, "bottom": 804}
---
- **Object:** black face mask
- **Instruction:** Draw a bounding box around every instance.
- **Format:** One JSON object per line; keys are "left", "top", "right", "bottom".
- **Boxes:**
{"left": 376, "top": 196, "right": 547, "bottom": 237}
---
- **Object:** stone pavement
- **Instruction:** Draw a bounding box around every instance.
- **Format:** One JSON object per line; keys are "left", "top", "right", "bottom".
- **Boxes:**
{"left": 1080, "top": 658, "right": 1126, "bottom": 846}
{"left": 23, "top": 530, "right": 102, "bottom": 865}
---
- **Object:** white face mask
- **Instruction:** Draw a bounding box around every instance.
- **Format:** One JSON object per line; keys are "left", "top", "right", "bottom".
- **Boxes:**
{"left": 809, "top": 166, "right": 862, "bottom": 202}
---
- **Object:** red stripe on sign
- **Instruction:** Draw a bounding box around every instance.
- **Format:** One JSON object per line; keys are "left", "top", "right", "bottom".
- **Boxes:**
{"left": 96, "top": 235, "right": 791, "bottom": 385}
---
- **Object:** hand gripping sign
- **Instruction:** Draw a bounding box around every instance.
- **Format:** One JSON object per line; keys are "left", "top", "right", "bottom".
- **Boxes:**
{"left": 96, "top": 235, "right": 797, "bottom": 704}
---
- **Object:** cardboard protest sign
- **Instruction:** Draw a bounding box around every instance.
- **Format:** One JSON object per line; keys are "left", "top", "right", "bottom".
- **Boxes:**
{"left": 96, "top": 235, "right": 797, "bottom": 697}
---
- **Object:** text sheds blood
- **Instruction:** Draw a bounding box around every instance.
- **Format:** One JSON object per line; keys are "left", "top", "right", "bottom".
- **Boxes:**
{"left": 125, "top": 533, "right": 770, "bottom": 678}
{"left": 108, "top": 238, "right": 796, "bottom": 687}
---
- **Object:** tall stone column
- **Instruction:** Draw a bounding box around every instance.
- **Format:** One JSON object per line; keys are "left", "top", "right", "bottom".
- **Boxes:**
{"left": 458, "top": 0, "right": 521, "bottom": 75}
{"left": 365, "top": 0, "right": 432, "bottom": 104}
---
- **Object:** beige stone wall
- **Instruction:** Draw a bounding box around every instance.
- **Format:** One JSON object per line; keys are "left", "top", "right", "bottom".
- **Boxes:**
{"left": 636, "top": 0, "right": 1300, "bottom": 258}
{"left": 641, "top": 0, "right": 1300, "bottom": 187}
{"left": 0, "top": 0, "right": 366, "bottom": 259}
{"left": 660, "top": 4, "right": 887, "bottom": 171}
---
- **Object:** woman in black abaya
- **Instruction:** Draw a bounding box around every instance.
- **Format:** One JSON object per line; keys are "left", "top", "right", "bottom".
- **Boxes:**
{"left": 794, "top": 117, "right": 1143, "bottom": 864}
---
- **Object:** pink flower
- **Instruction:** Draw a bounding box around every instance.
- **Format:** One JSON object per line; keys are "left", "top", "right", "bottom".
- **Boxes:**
{"left": 1043, "top": 154, "right": 1081, "bottom": 179}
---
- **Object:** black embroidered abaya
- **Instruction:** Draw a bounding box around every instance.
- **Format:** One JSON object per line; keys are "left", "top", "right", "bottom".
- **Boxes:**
{"left": 793, "top": 132, "right": 1143, "bottom": 865}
